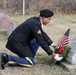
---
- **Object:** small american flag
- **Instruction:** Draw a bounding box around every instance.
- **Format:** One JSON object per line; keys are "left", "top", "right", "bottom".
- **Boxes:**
{"left": 57, "top": 28, "right": 70, "bottom": 46}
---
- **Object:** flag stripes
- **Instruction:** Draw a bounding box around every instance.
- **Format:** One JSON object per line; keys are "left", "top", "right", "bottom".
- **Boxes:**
{"left": 57, "top": 28, "right": 70, "bottom": 46}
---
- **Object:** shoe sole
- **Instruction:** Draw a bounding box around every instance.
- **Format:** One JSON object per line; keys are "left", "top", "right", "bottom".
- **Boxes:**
{"left": 1, "top": 53, "right": 5, "bottom": 69}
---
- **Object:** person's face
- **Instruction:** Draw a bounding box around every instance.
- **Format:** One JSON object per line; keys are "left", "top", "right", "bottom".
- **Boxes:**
{"left": 42, "top": 17, "right": 51, "bottom": 25}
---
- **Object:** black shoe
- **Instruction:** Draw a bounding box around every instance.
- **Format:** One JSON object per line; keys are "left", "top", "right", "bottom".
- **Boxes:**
{"left": 1, "top": 53, "right": 8, "bottom": 69}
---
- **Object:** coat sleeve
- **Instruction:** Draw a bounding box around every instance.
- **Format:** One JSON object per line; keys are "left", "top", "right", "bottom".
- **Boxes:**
{"left": 41, "top": 30, "right": 53, "bottom": 46}
{"left": 31, "top": 25, "right": 53, "bottom": 55}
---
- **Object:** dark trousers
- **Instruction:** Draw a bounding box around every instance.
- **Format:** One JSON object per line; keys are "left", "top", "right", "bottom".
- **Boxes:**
{"left": 8, "top": 38, "right": 39, "bottom": 67}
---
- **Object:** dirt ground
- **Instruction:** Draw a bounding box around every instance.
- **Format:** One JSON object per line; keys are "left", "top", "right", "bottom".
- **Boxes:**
{"left": 0, "top": 14, "right": 76, "bottom": 75}
{"left": 0, "top": 50, "right": 76, "bottom": 75}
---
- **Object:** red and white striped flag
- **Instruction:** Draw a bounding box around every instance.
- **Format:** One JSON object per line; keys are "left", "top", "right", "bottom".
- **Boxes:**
{"left": 57, "top": 28, "right": 70, "bottom": 46}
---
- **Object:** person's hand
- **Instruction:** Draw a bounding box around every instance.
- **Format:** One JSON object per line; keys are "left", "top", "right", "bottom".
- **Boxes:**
{"left": 51, "top": 43, "right": 57, "bottom": 48}
{"left": 54, "top": 54, "right": 63, "bottom": 61}
{"left": 52, "top": 53, "right": 63, "bottom": 61}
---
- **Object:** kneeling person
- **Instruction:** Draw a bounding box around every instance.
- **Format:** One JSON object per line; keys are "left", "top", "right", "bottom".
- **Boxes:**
{"left": 1, "top": 9, "right": 63, "bottom": 69}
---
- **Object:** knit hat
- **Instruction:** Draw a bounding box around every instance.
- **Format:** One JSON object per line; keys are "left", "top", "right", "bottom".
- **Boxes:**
{"left": 40, "top": 9, "right": 54, "bottom": 17}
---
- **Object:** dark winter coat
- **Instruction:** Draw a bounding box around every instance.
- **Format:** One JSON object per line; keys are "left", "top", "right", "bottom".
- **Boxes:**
{"left": 6, "top": 17, "right": 53, "bottom": 57}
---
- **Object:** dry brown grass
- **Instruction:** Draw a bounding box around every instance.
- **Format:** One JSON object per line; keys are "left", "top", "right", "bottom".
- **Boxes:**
{"left": 0, "top": 14, "right": 76, "bottom": 75}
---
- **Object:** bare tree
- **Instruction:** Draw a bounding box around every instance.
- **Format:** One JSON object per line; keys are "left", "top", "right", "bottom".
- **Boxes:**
{"left": 0, "top": 0, "right": 76, "bottom": 15}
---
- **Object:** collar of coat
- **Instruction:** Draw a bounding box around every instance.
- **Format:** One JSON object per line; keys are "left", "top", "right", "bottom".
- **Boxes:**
{"left": 33, "top": 17, "right": 43, "bottom": 28}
